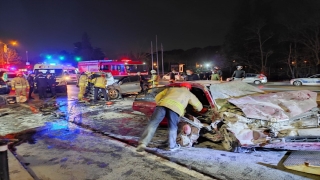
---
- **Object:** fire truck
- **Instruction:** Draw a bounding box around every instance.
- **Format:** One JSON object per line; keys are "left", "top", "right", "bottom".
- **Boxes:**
{"left": 78, "top": 59, "right": 148, "bottom": 76}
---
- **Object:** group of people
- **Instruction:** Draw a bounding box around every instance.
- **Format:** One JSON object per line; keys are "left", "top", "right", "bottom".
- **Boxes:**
{"left": 0, "top": 70, "right": 57, "bottom": 103}
{"left": 77, "top": 71, "right": 109, "bottom": 104}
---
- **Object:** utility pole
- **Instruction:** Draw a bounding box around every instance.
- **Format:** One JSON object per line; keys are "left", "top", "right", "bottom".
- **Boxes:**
{"left": 161, "top": 43, "right": 164, "bottom": 76}
{"left": 156, "top": 35, "right": 159, "bottom": 76}
{"left": 151, "top": 41, "right": 153, "bottom": 70}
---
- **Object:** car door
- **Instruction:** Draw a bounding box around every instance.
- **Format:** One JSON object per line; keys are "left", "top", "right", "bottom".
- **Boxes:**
{"left": 308, "top": 74, "right": 320, "bottom": 85}
{"left": 242, "top": 73, "right": 253, "bottom": 83}
{"left": 119, "top": 77, "right": 131, "bottom": 93}
{"left": 128, "top": 76, "right": 141, "bottom": 93}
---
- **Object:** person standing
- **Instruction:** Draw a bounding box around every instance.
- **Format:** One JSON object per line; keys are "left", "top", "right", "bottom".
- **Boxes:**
{"left": 211, "top": 69, "right": 220, "bottom": 81}
{"left": 232, "top": 66, "right": 245, "bottom": 81}
{"left": 148, "top": 70, "right": 159, "bottom": 88}
{"left": 11, "top": 72, "right": 29, "bottom": 103}
{"left": 185, "top": 69, "right": 199, "bottom": 81}
{"left": 136, "top": 83, "right": 203, "bottom": 152}
{"left": 91, "top": 73, "right": 108, "bottom": 104}
{"left": 169, "top": 68, "right": 176, "bottom": 83}
{"left": 213, "top": 66, "right": 223, "bottom": 81}
{"left": 27, "top": 73, "right": 36, "bottom": 99}
{"left": 47, "top": 73, "right": 57, "bottom": 98}
{"left": 77, "top": 71, "right": 89, "bottom": 102}
{"left": 35, "top": 72, "right": 48, "bottom": 99}
{"left": 137, "top": 72, "right": 146, "bottom": 92}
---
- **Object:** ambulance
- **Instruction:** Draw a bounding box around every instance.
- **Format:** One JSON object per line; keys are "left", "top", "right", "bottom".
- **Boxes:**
{"left": 33, "top": 64, "right": 67, "bottom": 93}
{"left": 62, "top": 65, "right": 79, "bottom": 83}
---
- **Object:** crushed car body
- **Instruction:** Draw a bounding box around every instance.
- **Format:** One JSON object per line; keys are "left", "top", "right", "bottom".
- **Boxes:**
{"left": 133, "top": 80, "right": 320, "bottom": 152}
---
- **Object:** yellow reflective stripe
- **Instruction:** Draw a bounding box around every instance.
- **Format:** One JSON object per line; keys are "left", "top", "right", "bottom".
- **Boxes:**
{"left": 194, "top": 101, "right": 201, "bottom": 108}
{"left": 160, "top": 99, "right": 184, "bottom": 112}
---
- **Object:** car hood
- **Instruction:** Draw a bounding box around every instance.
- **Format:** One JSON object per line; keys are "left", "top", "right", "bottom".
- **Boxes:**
{"left": 209, "top": 81, "right": 318, "bottom": 121}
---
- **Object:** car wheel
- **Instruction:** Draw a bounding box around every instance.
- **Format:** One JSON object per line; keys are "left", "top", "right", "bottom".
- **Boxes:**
{"left": 108, "top": 89, "right": 119, "bottom": 99}
{"left": 254, "top": 80, "right": 261, "bottom": 85}
{"left": 293, "top": 81, "right": 302, "bottom": 86}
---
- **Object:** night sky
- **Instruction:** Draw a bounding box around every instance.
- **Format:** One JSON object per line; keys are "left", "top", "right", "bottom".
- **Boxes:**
{"left": 0, "top": 0, "right": 238, "bottom": 59}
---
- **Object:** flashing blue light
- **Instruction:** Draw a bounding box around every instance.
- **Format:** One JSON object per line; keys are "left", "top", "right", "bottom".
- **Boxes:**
{"left": 50, "top": 63, "right": 56, "bottom": 65}
{"left": 46, "top": 55, "right": 52, "bottom": 59}
{"left": 59, "top": 56, "right": 65, "bottom": 60}
{"left": 10, "top": 67, "right": 16, "bottom": 70}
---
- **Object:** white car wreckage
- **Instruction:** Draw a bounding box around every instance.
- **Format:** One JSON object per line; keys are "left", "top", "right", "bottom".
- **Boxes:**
{"left": 134, "top": 81, "right": 320, "bottom": 152}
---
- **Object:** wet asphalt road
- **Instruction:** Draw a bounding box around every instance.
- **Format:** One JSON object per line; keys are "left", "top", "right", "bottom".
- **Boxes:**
{"left": 4, "top": 83, "right": 320, "bottom": 180}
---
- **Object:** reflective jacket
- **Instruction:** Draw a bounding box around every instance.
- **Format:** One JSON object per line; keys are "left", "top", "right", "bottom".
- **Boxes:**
{"left": 148, "top": 74, "right": 159, "bottom": 86}
{"left": 12, "top": 77, "right": 29, "bottom": 88}
{"left": 78, "top": 74, "right": 88, "bottom": 86}
{"left": 91, "top": 76, "right": 106, "bottom": 88}
{"left": 211, "top": 73, "right": 220, "bottom": 81}
{"left": 155, "top": 87, "right": 203, "bottom": 116}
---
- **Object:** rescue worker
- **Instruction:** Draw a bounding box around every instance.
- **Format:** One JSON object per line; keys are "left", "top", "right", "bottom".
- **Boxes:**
{"left": 78, "top": 71, "right": 90, "bottom": 102}
{"left": 47, "top": 73, "right": 57, "bottom": 98}
{"left": 232, "top": 65, "right": 245, "bottom": 81}
{"left": 214, "top": 66, "right": 223, "bottom": 81}
{"left": 91, "top": 73, "right": 108, "bottom": 104}
{"left": 185, "top": 69, "right": 199, "bottom": 81}
{"left": 27, "top": 73, "right": 36, "bottom": 99}
{"left": 136, "top": 83, "right": 203, "bottom": 152}
{"left": 169, "top": 68, "right": 176, "bottom": 83}
{"left": 137, "top": 72, "right": 146, "bottom": 92}
{"left": 11, "top": 72, "right": 29, "bottom": 103}
{"left": 35, "top": 72, "right": 48, "bottom": 99}
{"left": 148, "top": 70, "right": 159, "bottom": 88}
{"left": 211, "top": 69, "right": 220, "bottom": 81}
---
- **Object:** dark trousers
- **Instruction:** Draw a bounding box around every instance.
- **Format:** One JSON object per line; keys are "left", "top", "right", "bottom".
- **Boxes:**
{"left": 38, "top": 87, "right": 47, "bottom": 98}
{"left": 94, "top": 87, "right": 108, "bottom": 102}
{"left": 140, "top": 83, "right": 144, "bottom": 92}
{"left": 50, "top": 86, "right": 56, "bottom": 96}
{"left": 29, "top": 86, "right": 34, "bottom": 98}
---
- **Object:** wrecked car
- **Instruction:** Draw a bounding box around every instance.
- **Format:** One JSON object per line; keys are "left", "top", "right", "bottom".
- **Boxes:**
{"left": 133, "top": 81, "right": 320, "bottom": 152}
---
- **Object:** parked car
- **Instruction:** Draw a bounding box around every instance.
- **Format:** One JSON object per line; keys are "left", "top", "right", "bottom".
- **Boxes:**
{"left": 107, "top": 75, "right": 147, "bottom": 99}
{"left": 0, "top": 78, "right": 10, "bottom": 94}
{"left": 133, "top": 81, "right": 320, "bottom": 152}
{"left": 290, "top": 74, "right": 320, "bottom": 86}
{"left": 162, "top": 72, "right": 184, "bottom": 81}
{"left": 242, "top": 73, "right": 267, "bottom": 84}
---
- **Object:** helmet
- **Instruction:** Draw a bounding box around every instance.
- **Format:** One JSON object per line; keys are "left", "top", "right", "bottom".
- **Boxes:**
{"left": 180, "top": 83, "right": 192, "bottom": 90}
{"left": 150, "top": 70, "right": 156, "bottom": 74}
{"left": 237, "top": 66, "right": 243, "bottom": 69}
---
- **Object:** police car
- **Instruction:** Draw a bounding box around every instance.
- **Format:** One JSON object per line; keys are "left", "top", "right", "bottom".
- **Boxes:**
{"left": 290, "top": 74, "right": 320, "bottom": 86}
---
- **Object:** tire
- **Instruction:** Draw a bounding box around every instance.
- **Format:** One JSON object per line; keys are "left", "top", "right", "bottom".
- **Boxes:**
{"left": 293, "top": 81, "right": 302, "bottom": 86}
{"left": 108, "top": 89, "right": 119, "bottom": 99}
{"left": 254, "top": 80, "right": 261, "bottom": 85}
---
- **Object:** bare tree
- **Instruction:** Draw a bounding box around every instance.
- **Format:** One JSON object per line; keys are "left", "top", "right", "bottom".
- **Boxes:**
{"left": 246, "top": 21, "right": 274, "bottom": 74}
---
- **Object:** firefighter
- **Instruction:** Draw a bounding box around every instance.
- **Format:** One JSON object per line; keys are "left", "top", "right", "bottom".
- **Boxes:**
{"left": 11, "top": 72, "right": 29, "bottom": 103}
{"left": 35, "top": 72, "right": 48, "bottom": 99}
{"left": 27, "top": 73, "right": 36, "bottom": 99}
{"left": 136, "top": 83, "right": 203, "bottom": 152}
{"left": 211, "top": 69, "right": 220, "bottom": 81}
{"left": 78, "top": 71, "right": 90, "bottom": 102}
{"left": 232, "top": 65, "right": 245, "bottom": 81}
{"left": 47, "top": 73, "right": 57, "bottom": 98}
{"left": 148, "top": 70, "right": 159, "bottom": 88}
{"left": 91, "top": 73, "right": 108, "bottom": 104}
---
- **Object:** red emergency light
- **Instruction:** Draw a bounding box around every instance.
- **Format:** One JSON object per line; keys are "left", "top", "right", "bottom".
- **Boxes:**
{"left": 121, "top": 59, "right": 132, "bottom": 62}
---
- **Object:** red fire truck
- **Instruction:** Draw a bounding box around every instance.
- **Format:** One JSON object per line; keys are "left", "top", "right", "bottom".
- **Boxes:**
{"left": 78, "top": 59, "right": 148, "bottom": 76}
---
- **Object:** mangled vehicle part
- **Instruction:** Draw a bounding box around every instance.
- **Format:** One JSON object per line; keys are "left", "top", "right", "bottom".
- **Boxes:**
{"left": 210, "top": 82, "right": 320, "bottom": 150}
{"left": 177, "top": 116, "right": 205, "bottom": 147}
